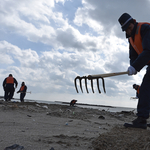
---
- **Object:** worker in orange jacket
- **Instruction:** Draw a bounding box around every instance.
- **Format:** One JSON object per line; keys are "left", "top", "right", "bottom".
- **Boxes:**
{"left": 133, "top": 84, "right": 140, "bottom": 99}
{"left": 118, "top": 12, "right": 150, "bottom": 129}
{"left": 70, "top": 99, "right": 77, "bottom": 106}
{"left": 17, "top": 82, "right": 27, "bottom": 102}
{"left": 3, "top": 74, "right": 18, "bottom": 101}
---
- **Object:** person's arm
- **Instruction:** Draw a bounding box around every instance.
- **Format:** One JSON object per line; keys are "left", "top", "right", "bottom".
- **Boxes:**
{"left": 3, "top": 78, "right": 6, "bottom": 87}
{"left": 136, "top": 92, "right": 139, "bottom": 98}
{"left": 129, "top": 43, "right": 138, "bottom": 66}
{"left": 131, "top": 24, "right": 150, "bottom": 71}
{"left": 2, "top": 78, "right": 6, "bottom": 90}
{"left": 17, "top": 87, "right": 21, "bottom": 93}
{"left": 14, "top": 78, "right": 18, "bottom": 88}
{"left": 25, "top": 86, "right": 27, "bottom": 92}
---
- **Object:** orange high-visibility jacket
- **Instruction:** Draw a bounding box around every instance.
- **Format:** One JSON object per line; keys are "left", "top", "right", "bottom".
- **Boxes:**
{"left": 129, "top": 22, "right": 150, "bottom": 55}
{"left": 20, "top": 85, "right": 25, "bottom": 92}
{"left": 137, "top": 86, "right": 140, "bottom": 94}
{"left": 6, "top": 77, "right": 14, "bottom": 84}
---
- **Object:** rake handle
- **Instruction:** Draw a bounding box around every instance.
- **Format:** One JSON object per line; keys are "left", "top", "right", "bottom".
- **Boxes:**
{"left": 19, "top": 91, "right": 31, "bottom": 94}
{"left": 88, "top": 71, "right": 128, "bottom": 78}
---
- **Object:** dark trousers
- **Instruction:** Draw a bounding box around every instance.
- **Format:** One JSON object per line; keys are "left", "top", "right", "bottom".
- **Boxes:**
{"left": 4, "top": 86, "right": 15, "bottom": 101}
{"left": 20, "top": 93, "right": 26, "bottom": 102}
{"left": 137, "top": 66, "right": 150, "bottom": 119}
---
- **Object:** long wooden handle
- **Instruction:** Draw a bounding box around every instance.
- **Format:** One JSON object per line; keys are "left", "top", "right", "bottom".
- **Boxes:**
{"left": 88, "top": 71, "right": 128, "bottom": 78}
{"left": 19, "top": 91, "right": 31, "bottom": 94}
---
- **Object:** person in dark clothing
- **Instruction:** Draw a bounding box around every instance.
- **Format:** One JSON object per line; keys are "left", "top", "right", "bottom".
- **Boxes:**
{"left": 70, "top": 99, "right": 77, "bottom": 106}
{"left": 17, "top": 82, "right": 27, "bottom": 102}
{"left": 133, "top": 84, "right": 140, "bottom": 99}
{"left": 3, "top": 74, "right": 18, "bottom": 101}
{"left": 118, "top": 13, "right": 150, "bottom": 129}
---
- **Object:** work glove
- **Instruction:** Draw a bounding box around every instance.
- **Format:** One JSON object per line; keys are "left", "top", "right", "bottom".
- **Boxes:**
{"left": 127, "top": 66, "right": 137, "bottom": 75}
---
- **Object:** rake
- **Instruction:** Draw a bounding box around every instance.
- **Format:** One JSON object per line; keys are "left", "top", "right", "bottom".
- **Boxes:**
{"left": 19, "top": 91, "right": 31, "bottom": 94}
{"left": 74, "top": 71, "right": 128, "bottom": 93}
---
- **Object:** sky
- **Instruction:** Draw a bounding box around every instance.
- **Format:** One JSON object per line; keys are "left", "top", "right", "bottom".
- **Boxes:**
{"left": 0, "top": 0, "right": 150, "bottom": 108}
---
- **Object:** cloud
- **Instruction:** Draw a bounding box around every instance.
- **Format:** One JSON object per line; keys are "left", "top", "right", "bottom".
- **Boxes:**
{"left": 0, "top": 0, "right": 148, "bottom": 108}
{"left": 74, "top": 0, "right": 150, "bottom": 38}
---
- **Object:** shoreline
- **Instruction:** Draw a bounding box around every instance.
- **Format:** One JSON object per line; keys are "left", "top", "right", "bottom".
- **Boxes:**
{"left": 0, "top": 96, "right": 136, "bottom": 113}
{"left": 0, "top": 95, "right": 136, "bottom": 111}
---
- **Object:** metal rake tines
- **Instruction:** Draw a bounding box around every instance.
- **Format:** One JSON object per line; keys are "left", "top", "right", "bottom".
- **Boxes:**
{"left": 74, "top": 71, "right": 128, "bottom": 94}
{"left": 74, "top": 75, "right": 106, "bottom": 94}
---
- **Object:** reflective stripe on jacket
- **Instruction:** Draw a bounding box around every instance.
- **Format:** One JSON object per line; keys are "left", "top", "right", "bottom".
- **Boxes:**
{"left": 6, "top": 77, "right": 14, "bottom": 84}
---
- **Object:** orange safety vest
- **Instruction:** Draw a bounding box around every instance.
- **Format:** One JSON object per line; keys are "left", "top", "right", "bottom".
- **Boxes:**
{"left": 6, "top": 77, "right": 14, "bottom": 84}
{"left": 137, "top": 86, "right": 140, "bottom": 94}
{"left": 129, "top": 22, "right": 150, "bottom": 55}
{"left": 20, "top": 85, "right": 25, "bottom": 92}
{"left": 72, "top": 100, "right": 76, "bottom": 104}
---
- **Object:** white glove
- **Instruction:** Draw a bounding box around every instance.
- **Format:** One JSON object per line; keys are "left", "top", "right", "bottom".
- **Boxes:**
{"left": 127, "top": 66, "right": 137, "bottom": 75}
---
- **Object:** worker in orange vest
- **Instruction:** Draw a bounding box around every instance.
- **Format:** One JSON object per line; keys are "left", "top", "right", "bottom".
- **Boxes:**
{"left": 17, "top": 82, "right": 27, "bottom": 102}
{"left": 118, "top": 12, "right": 150, "bottom": 129}
{"left": 133, "top": 84, "right": 140, "bottom": 98}
{"left": 3, "top": 74, "right": 18, "bottom": 101}
{"left": 70, "top": 99, "right": 77, "bottom": 106}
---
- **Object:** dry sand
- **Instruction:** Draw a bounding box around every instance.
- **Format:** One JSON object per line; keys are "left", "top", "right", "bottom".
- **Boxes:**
{"left": 0, "top": 100, "right": 150, "bottom": 150}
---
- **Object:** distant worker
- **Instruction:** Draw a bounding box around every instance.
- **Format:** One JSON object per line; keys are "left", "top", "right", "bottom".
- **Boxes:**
{"left": 17, "top": 82, "right": 27, "bottom": 102}
{"left": 3, "top": 74, "right": 18, "bottom": 101}
{"left": 133, "top": 84, "right": 140, "bottom": 99}
{"left": 70, "top": 99, "right": 77, "bottom": 106}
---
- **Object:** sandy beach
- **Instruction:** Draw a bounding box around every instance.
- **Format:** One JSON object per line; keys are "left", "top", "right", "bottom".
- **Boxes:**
{"left": 0, "top": 100, "right": 150, "bottom": 150}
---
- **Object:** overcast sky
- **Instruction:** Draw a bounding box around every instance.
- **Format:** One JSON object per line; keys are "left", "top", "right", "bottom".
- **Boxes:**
{"left": 0, "top": 0, "right": 149, "bottom": 108}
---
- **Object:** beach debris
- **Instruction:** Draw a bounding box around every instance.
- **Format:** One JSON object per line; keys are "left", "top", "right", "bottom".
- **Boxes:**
{"left": 27, "top": 115, "right": 32, "bottom": 117}
{"left": 4, "top": 144, "right": 24, "bottom": 150}
{"left": 35, "top": 104, "right": 48, "bottom": 109}
{"left": 120, "top": 110, "right": 135, "bottom": 115}
{"left": 46, "top": 111, "right": 61, "bottom": 117}
{"left": 118, "top": 114, "right": 124, "bottom": 117}
{"left": 74, "top": 71, "right": 128, "bottom": 93}
{"left": 65, "top": 109, "right": 72, "bottom": 112}
{"left": 46, "top": 112, "right": 51, "bottom": 115}
{"left": 68, "top": 120, "right": 73, "bottom": 122}
{"left": 42, "top": 105, "right": 48, "bottom": 109}
{"left": 11, "top": 104, "right": 18, "bottom": 108}
{"left": 85, "top": 129, "right": 99, "bottom": 132}
{"left": 65, "top": 122, "right": 68, "bottom": 126}
{"left": 50, "top": 147, "right": 55, "bottom": 150}
{"left": 36, "top": 104, "right": 41, "bottom": 107}
{"left": 98, "top": 115, "right": 105, "bottom": 119}
{"left": 59, "top": 109, "right": 63, "bottom": 113}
